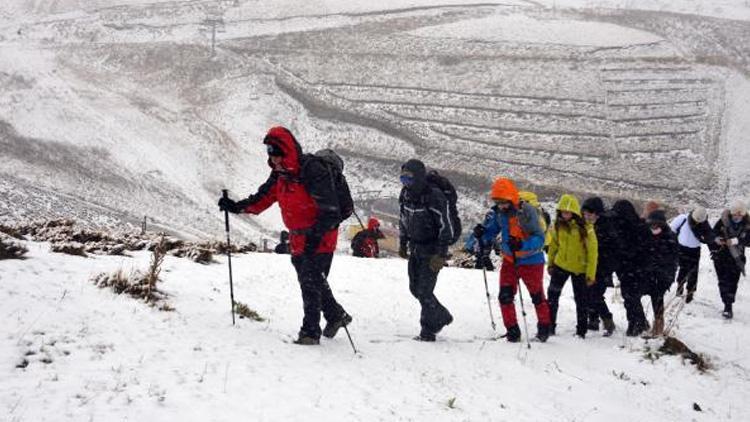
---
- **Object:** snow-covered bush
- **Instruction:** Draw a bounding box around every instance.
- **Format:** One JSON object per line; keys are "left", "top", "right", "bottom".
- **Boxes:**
{"left": 0, "top": 236, "right": 28, "bottom": 260}
{"left": 91, "top": 236, "right": 171, "bottom": 308}
{"left": 50, "top": 242, "right": 87, "bottom": 257}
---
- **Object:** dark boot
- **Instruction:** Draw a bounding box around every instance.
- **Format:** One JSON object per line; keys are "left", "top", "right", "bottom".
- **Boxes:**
{"left": 505, "top": 325, "right": 521, "bottom": 343}
{"left": 587, "top": 316, "right": 600, "bottom": 331}
{"left": 322, "top": 312, "right": 353, "bottom": 339}
{"left": 549, "top": 323, "right": 557, "bottom": 336}
{"left": 414, "top": 331, "right": 436, "bottom": 342}
{"left": 602, "top": 317, "right": 616, "bottom": 337}
{"left": 293, "top": 335, "right": 320, "bottom": 345}
{"left": 535, "top": 323, "right": 550, "bottom": 343}
{"left": 435, "top": 313, "right": 454, "bottom": 334}
{"left": 575, "top": 328, "right": 586, "bottom": 339}
{"left": 722, "top": 303, "right": 733, "bottom": 319}
{"left": 676, "top": 283, "right": 684, "bottom": 296}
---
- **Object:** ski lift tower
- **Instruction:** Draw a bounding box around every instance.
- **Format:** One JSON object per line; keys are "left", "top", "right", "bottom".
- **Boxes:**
{"left": 201, "top": 8, "right": 225, "bottom": 57}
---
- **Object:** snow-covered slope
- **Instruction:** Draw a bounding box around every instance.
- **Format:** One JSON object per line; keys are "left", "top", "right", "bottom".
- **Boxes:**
{"left": 2, "top": 242, "right": 749, "bottom": 420}
{"left": 1, "top": 0, "right": 749, "bottom": 240}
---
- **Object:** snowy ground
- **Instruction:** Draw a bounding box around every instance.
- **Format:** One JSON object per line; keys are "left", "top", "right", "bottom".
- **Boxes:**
{"left": 2, "top": 241, "right": 749, "bottom": 421}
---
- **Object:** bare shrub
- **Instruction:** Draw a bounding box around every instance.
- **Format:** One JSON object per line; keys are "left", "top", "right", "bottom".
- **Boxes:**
{"left": 0, "top": 237, "right": 28, "bottom": 260}
{"left": 234, "top": 301, "right": 265, "bottom": 322}
{"left": 50, "top": 242, "right": 87, "bottom": 257}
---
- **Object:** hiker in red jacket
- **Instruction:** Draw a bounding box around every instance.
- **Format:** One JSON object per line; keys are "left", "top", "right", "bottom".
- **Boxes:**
{"left": 219, "top": 126, "right": 352, "bottom": 345}
{"left": 351, "top": 217, "right": 384, "bottom": 258}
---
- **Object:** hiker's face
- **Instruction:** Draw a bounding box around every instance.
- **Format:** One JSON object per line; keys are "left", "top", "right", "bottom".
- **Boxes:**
{"left": 270, "top": 155, "right": 284, "bottom": 169}
{"left": 583, "top": 210, "right": 598, "bottom": 223}
{"left": 561, "top": 211, "right": 573, "bottom": 221}
{"left": 493, "top": 199, "right": 512, "bottom": 211}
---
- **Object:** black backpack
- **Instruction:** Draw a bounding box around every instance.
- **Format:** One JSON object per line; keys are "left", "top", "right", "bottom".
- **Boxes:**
{"left": 303, "top": 149, "right": 354, "bottom": 224}
{"left": 425, "top": 170, "right": 462, "bottom": 245}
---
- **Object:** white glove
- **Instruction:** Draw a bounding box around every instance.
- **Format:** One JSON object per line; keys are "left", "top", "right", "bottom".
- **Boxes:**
{"left": 729, "top": 238, "right": 739, "bottom": 246}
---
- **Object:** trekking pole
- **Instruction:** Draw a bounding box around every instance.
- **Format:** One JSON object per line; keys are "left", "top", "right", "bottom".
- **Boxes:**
{"left": 517, "top": 285, "right": 532, "bottom": 349}
{"left": 322, "top": 272, "right": 359, "bottom": 355}
{"left": 352, "top": 209, "right": 367, "bottom": 230}
{"left": 222, "top": 189, "right": 236, "bottom": 326}
{"left": 514, "top": 263, "right": 531, "bottom": 349}
{"left": 482, "top": 267, "right": 497, "bottom": 331}
{"left": 343, "top": 325, "right": 358, "bottom": 355}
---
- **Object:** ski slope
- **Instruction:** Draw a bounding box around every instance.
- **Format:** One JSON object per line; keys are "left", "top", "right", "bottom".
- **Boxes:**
{"left": 2, "top": 241, "right": 749, "bottom": 421}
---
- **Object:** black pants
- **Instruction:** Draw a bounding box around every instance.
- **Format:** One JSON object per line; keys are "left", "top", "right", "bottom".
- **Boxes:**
{"left": 291, "top": 253, "right": 345, "bottom": 338}
{"left": 588, "top": 269, "right": 614, "bottom": 323}
{"left": 617, "top": 267, "right": 648, "bottom": 330}
{"left": 714, "top": 254, "right": 745, "bottom": 305}
{"left": 547, "top": 267, "right": 589, "bottom": 334}
{"left": 408, "top": 253, "right": 452, "bottom": 336}
{"left": 676, "top": 246, "right": 700, "bottom": 293}
{"left": 644, "top": 271, "right": 674, "bottom": 317}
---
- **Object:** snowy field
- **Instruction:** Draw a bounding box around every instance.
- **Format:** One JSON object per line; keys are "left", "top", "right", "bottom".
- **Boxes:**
{"left": 2, "top": 241, "right": 749, "bottom": 421}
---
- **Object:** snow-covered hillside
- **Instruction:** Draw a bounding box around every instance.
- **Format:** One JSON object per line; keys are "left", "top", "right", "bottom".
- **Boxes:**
{"left": 2, "top": 241, "right": 750, "bottom": 420}
{"left": 1, "top": 0, "right": 750, "bottom": 243}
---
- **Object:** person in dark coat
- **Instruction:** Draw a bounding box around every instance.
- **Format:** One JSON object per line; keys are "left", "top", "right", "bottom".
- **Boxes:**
{"left": 398, "top": 159, "right": 455, "bottom": 342}
{"left": 274, "top": 230, "right": 290, "bottom": 254}
{"left": 351, "top": 217, "right": 384, "bottom": 258}
{"left": 581, "top": 197, "right": 620, "bottom": 336}
{"left": 611, "top": 199, "right": 651, "bottom": 336}
{"left": 670, "top": 206, "right": 715, "bottom": 303}
{"left": 643, "top": 210, "right": 679, "bottom": 336}
{"left": 710, "top": 200, "right": 750, "bottom": 319}
{"left": 219, "top": 126, "right": 352, "bottom": 345}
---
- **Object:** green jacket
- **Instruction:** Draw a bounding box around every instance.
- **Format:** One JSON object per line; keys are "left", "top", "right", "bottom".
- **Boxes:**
{"left": 547, "top": 195, "right": 598, "bottom": 280}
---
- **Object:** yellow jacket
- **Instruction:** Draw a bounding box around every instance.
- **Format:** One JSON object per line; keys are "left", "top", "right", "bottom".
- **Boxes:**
{"left": 547, "top": 194, "right": 598, "bottom": 281}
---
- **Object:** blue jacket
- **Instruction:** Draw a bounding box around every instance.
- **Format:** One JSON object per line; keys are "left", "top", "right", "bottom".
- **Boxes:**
{"left": 480, "top": 204, "right": 546, "bottom": 266}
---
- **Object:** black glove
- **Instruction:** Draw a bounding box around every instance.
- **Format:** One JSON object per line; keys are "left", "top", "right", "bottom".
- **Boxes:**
{"left": 473, "top": 224, "right": 485, "bottom": 239}
{"left": 218, "top": 197, "right": 241, "bottom": 214}
{"left": 398, "top": 245, "right": 409, "bottom": 259}
{"left": 475, "top": 255, "right": 494, "bottom": 271}
{"left": 508, "top": 236, "right": 523, "bottom": 252}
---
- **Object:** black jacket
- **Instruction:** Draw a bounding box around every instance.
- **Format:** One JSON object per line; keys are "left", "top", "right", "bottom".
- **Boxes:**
{"left": 711, "top": 211, "right": 750, "bottom": 269}
{"left": 399, "top": 185, "right": 454, "bottom": 256}
{"left": 645, "top": 225, "right": 679, "bottom": 282}
{"left": 593, "top": 212, "right": 623, "bottom": 274}
{"left": 611, "top": 200, "right": 650, "bottom": 266}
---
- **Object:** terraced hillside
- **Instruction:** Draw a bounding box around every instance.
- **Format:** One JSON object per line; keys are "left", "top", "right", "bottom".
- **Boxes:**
{"left": 229, "top": 6, "right": 734, "bottom": 210}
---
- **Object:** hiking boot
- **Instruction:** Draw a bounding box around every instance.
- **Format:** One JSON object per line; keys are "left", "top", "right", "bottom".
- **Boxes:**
{"left": 626, "top": 321, "right": 647, "bottom": 337}
{"left": 506, "top": 325, "right": 521, "bottom": 343}
{"left": 414, "top": 332, "right": 436, "bottom": 342}
{"left": 293, "top": 335, "right": 320, "bottom": 345}
{"left": 587, "top": 317, "right": 600, "bottom": 331}
{"left": 435, "top": 313, "right": 454, "bottom": 334}
{"left": 549, "top": 324, "right": 557, "bottom": 336}
{"left": 685, "top": 291, "right": 694, "bottom": 304}
{"left": 575, "top": 328, "right": 586, "bottom": 339}
{"left": 602, "top": 317, "right": 616, "bottom": 337}
{"left": 322, "top": 312, "right": 353, "bottom": 339}
{"left": 722, "top": 304, "right": 733, "bottom": 319}
{"left": 535, "top": 324, "right": 550, "bottom": 343}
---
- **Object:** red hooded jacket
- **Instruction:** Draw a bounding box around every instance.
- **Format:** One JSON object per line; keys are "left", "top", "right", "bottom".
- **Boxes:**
{"left": 238, "top": 127, "right": 340, "bottom": 256}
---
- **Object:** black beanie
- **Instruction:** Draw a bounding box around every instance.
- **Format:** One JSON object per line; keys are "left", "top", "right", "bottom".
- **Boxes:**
{"left": 646, "top": 209, "right": 667, "bottom": 225}
{"left": 401, "top": 159, "right": 426, "bottom": 180}
{"left": 581, "top": 197, "right": 605, "bottom": 215}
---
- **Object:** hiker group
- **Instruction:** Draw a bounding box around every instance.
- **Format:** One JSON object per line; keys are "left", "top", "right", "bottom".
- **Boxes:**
{"left": 219, "top": 126, "right": 749, "bottom": 345}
